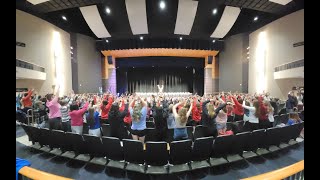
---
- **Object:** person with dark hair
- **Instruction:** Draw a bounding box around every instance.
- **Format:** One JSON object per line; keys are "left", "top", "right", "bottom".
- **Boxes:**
{"left": 231, "top": 95, "right": 244, "bottom": 121}
{"left": 286, "top": 91, "right": 296, "bottom": 113}
{"left": 21, "top": 89, "right": 34, "bottom": 113}
{"left": 86, "top": 103, "right": 101, "bottom": 137}
{"left": 152, "top": 98, "right": 169, "bottom": 141}
{"left": 108, "top": 98, "right": 129, "bottom": 139}
{"left": 46, "top": 86, "right": 62, "bottom": 130}
{"left": 100, "top": 94, "right": 113, "bottom": 124}
{"left": 69, "top": 98, "right": 89, "bottom": 134}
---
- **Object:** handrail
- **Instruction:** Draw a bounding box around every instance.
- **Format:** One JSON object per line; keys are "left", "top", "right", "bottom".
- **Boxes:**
{"left": 19, "top": 166, "right": 73, "bottom": 180}
{"left": 241, "top": 160, "right": 304, "bottom": 180}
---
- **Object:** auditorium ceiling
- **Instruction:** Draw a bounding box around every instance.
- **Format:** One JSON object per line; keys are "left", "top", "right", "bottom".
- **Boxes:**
{"left": 17, "top": 0, "right": 304, "bottom": 50}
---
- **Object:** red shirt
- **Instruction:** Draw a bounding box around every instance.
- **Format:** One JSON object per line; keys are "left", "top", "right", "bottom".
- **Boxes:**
{"left": 21, "top": 90, "right": 32, "bottom": 107}
{"left": 191, "top": 98, "right": 201, "bottom": 121}
{"left": 100, "top": 96, "right": 113, "bottom": 119}
{"left": 231, "top": 96, "right": 244, "bottom": 116}
{"left": 119, "top": 101, "right": 132, "bottom": 124}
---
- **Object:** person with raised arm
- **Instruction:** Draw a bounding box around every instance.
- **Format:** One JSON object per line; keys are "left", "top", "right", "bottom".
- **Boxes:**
{"left": 230, "top": 93, "right": 244, "bottom": 121}
{"left": 100, "top": 93, "right": 113, "bottom": 124}
{"left": 242, "top": 97, "right": 260, "bottom": 131}
{"left": 69, "top": 96, "right": 89, "bottom": 134}
{"left": 86, "top": 100, "right": 102, "bottom": 137}
{"left": 21, "top": 88, "right": 35, "bottom": 113}
{"left": 172, "top": 100, "right": 193, "bottom": 140}
{"left": 108, "top": 97, "right": 129, "bottom": 139}
{"left": 201, "top": 97, "right": 227, "bottom": 137}
{"left": 129, "top": 95, "right": 147, "bottom": 143}
{"left": 46, "top": 86, "right": 62, "bottom": 130}
{"left": 59, "top": 90, "right": 75, "bottom": 132}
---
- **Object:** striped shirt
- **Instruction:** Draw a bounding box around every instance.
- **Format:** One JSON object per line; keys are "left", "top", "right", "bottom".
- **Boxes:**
{"left": 60, "top": 98, "right": 73, "bottom": 122}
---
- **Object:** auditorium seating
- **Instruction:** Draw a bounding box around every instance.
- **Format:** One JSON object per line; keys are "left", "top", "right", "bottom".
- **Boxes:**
{"left": 20, "top": 121, "right": 304, "bottom": 174}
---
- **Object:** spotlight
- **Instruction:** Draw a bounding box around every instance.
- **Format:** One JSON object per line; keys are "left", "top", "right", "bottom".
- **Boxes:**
{"left": 159, "top": 1, "right": 165, "bottom": 10}
{"left": 212, "top": 8, "right": 217, "bottom": 15}
{"left": 140, "top": 36, "right": 143, "bottom": 40}
{"left": 180, "top": 37, "right": 183, "bottom": 40}
{"left": 62, "top": 16, "right": 67, "bottom": 21}
{"left": 254, "top": 16, "right": 258, "bottom": 21}
{"left": 106, "top": 7, "right": 111, "bottom": 14}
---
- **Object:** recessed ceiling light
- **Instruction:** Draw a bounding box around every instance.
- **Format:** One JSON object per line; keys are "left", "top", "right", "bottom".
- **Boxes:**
{"left": 140, "top": 36, "right": 143, "bottom": 40}
{"left": 159, "top": 1, "right": 165, "bottom": 10}
{"left": 133, "top": 67, "right": 135, "bottom": 68}
{"left": 180, "top": 37, "right": 183, "bottom": 40}
{"left": 247, "top": 46, "right": 250, "bottom": 49}
{"left": 70, "top": 51, "right": 73, "bottom": 54}
{"left": 62, "top": 16, "right": 67, "bottom": 21}
{"left": 212, "top": 8, "right": 217, "bottom": 15}
{"left": 212, "top": 40, "right": 216, "bottom": 43}
{"left": 106, "top": 40, "right": 109, "bottom": 43}
{"left": 106, "top": 7, "right": 111, "bottom": 14}
{"left": 254, "top": 16, "right": 258, "bottom": 21}
{"left": 70, "top": 46, "right": 73, "bottom": 49}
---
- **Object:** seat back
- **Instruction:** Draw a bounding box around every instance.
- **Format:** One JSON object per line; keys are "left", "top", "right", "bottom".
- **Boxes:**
{"left": 50, "top": 130, "right": 66, "bottom": 149}
{"left": 211, "top": 135, "right": 234, "bottom": 158}
{"left": 192, "top": 137, "right": 214, "bottom": 161}
{"left": 145, "top": 128, "right": 157, "bottom": 142}
{"left": 20, "top": 124, "right": 32, "bottom": 142}
{"left": 122, "top": 139, "right": 144, "bottom": 164}
{"left": 83, "top": 134, "right": 104, "bottom": 157}
{"left": 165, "top": 128, "right": 174, "bottom": 143}
{"left": 145, "top": 141, "right": 169, "bottom": 166}
{"left": 101, "top": 124, "right": 111, "bottom": 137}
{"left": 38, "top": 128, "right": 51, "bottom": 146}
{"left": 169, "top": 139, "right": 192, "bottom": 165}
{"left": 232, "top": 132, "right": 251, "bottom": 154}
{"left": 193, "top": 125, "right": 206, "bottom": 139}
{"left": 266, "top": 127, "right": 282, "bottom": 147}
{"left": 101, "top": 136, "right": 123, "bottom": 160}
{"left": 280, "top": 114, "right": 289, "bottom": 124}
{"left": 82, "top": 123, "right": 89, "bottom": 135}
{"left": 251, "top": 129, "right": 267, "bottom": 150}
{"left": 66, "top": 132, "right": 87, "bottom": 154}
{"left": 186, "top": 126, "right": 193, "bottom": 140}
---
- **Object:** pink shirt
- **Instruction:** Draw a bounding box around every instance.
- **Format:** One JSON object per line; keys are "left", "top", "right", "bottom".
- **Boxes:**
{"left": 69, "top": 102, "right": 89, "bottom": 126}
{"left": 46, "top": 97, "right": 61, "bottom": 119}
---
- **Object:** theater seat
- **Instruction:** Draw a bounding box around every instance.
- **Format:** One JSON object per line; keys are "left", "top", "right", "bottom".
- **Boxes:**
{"left": 190, "top": 137, "right": 213, "bottom": 170}
{"left": 169, "top": 139, "right": 192, "bottom": 173}
{"left": 145, "top": 142, "right": 169, "bottom": 174}
{"left": 123, "top": 139, "right": 145, "bottom": 173}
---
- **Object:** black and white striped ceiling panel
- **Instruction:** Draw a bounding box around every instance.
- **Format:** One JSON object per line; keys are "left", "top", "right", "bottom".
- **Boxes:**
{"left": 17, "top": 0, "right": 304, "bottom": 40}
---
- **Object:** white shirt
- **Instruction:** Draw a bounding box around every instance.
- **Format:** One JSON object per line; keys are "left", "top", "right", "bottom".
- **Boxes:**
{"left": 242, "top": 103, "right": 259, "bottom": 123}
{"left": 157, "top": 85, "right": 164, "bottom": 93}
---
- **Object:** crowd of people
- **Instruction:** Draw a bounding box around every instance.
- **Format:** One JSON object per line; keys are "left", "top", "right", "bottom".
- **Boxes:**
{"left": 16, "top": 86, "right": 304, "bottom": 144}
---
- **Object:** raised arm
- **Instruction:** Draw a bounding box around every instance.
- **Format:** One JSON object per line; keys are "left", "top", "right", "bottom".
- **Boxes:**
{"left": 186, "top": 103, "right": 193, "bottom": 117}
{"left": 119, "top": 103, "right": 129, "bottom": 118}
{"left": 242, "top": 100, "right": 255, "bottom": 111}
{"left": 172, "top": 102, "right": 182, "bottom": 117}
{"left": 202, "top": 100, "right": 210, "bottom": 116}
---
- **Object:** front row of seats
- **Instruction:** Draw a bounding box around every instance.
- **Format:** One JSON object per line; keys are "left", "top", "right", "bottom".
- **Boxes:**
{"left": 20, "top": 122, "right": 303, "bottom": 174}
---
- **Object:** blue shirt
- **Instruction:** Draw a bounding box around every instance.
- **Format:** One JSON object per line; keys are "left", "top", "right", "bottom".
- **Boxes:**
{"left": 86, "top": 111, "right": 101, "bottom": 129}
{"left": 16, "top": 158, "right": 31, "bottom": 180}
{"left": 130, "top": 106, "right": 147, "bottom": 130}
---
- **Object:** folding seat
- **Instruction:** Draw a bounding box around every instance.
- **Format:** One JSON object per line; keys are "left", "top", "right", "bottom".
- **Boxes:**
{"left": 123, "top": 139, "right": 145, "bottom": 173}
{"left": 83, "top": 134, "right": 107, "bottom": 166}
{"left": 233, "top": 132, "right": 257, "bottom": 159}
{"left": 145, "top": 128, "right": 157, "bottom": 142}
{"left": 186, "top": 126, "right": 193, "bottom": 139}
{"left": 165, "top": 128, "right": 174, "bottom": 143}
{"left": 28, "top": 126, "right": 41, "bottom": 144}
{"left": 102, "top": 136, "right": 126, "bottom": 169}
{"left": 251, "top": 129, "right": 269, "bottom": 155}
{"left": 82, "top": 122, "right": 89, "bottom": 135}
{"left": 190, "top": 137, "right": 213, "bottom": 170}
{"left": 101, "top": 124, "right": 111, "bottom": 137}
{"left": 48, "top": 130, "right": 66, "bottom": 155}
{"left": 38, "top": 128, "right": 52, "bottom": 152}
{"left": 60, "top": 132, "right": 78, "bottom": 159}
{"left": 210, "top": 135, "right": 234, "bottom": 165}
{"left": 20, "top": 124, "right": 32, "bottom": 142}
{"left": 145, "top": 141, "right": 169, "bottom": 174}
{"left": 193, "top": 125, "right": 206, "bottom": 140}
{"left": 265, "top": 127, "right": 282, "bottom": 152}
{"left": 168, "top": 139, "right": 192, "bottom": 173}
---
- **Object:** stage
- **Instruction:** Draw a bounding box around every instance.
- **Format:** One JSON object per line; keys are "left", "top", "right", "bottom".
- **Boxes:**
{"left": 135, "top": 92, "right": 192, "bottom": 98}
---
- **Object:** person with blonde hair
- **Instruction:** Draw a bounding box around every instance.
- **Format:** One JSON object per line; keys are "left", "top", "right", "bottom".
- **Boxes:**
{"left": 129, "top": 96, "right": 147, "bottom": 143}
{"left": 172, "top": 99, "right": 193, "bottom": 140}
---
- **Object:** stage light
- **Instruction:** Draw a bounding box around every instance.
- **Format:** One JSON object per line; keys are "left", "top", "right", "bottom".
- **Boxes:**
{"left": 140, "top": 36, "right": 143, "bottom": 40}
{"left": 212, "top": 8, "right": 217, "bottom": 15}
{"left": 160, "top": 1, "right": 165, "bottom": 10}
{"left": 180, "top": 37, "right": 183, "bottom": 40}
{"left": 212, "top": 40, "right": 216, "bottom": 43}
{"left": 106, "top": 7, "right": 111, "bottom": 14}
{"left": 254, "top": 16, "right": 258, "bottom": 21}
{"left": 106, "top": 39, "right": 109, "bottom": 43}
{"left": 62, "top": 16, "right": 67, "bottom": 21}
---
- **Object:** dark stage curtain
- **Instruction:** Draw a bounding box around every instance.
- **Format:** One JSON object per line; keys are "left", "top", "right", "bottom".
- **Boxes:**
{"left": 117, "top": 67, "right": 204, "bottom": 95}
